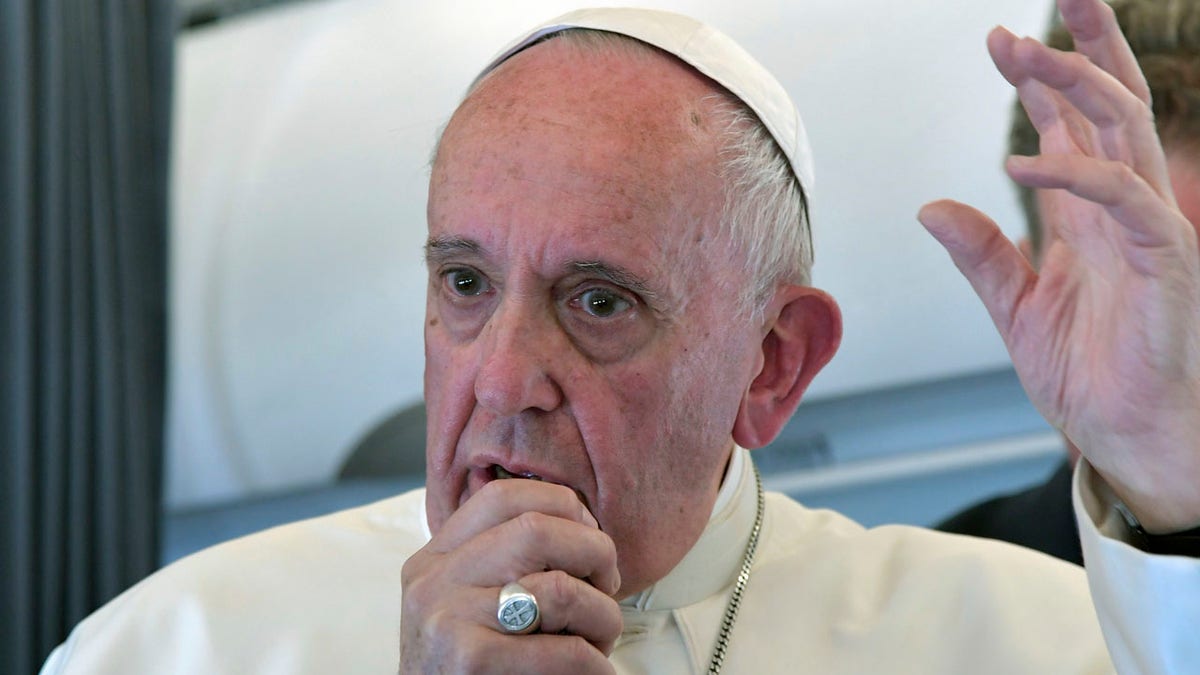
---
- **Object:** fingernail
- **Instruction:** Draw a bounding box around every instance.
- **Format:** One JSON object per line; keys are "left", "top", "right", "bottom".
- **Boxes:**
{"left": 1007, "top": 155, "right": 1034, "bottom": 168}
{"left": 581, "top": 502, "right": 599, "bottom": 529}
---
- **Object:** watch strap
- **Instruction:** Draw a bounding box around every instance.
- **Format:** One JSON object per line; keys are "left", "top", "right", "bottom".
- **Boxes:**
{"left": 1115, "top": 502, "right": 1200, "bottom": 557}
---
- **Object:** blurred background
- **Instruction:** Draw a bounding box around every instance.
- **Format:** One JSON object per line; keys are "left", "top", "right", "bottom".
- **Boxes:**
{"left": 4, "top": 0, "right": 1065, "bottom": 671}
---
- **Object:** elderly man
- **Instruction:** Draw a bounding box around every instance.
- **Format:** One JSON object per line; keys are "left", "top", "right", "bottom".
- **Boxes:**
{"left": 937, "top": 0, "right": 1200, "bottom": 567}
{"left": 43, "top": 0, "right": 1200, "bottom": 673}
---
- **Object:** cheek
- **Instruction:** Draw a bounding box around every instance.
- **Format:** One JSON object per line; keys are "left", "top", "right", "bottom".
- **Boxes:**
{"left": 423, "top": 317, "right": 452, "bottom": 420}
{"left": 424, "top": 337, "right": 476, "bottom": 437}
{"left": 423, "top": 321, "right": 477, "bottom": 507}
{"left": 593, "top": 357, "right": 736, "bottom": 553}
{"left": 606, "top": 341, "right": 739, "bottom": 474}
{"left": 664, "top": 331, "right": 752, "bottom": 439}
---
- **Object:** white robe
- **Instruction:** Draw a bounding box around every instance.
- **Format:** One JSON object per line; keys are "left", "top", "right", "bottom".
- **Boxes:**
{"left": 41, "top": 448, "right": 1198, "bottom": 673}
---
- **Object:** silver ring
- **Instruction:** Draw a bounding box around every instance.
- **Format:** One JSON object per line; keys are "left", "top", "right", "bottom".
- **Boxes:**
{"left": 497, "top": 581, "right": 541, "bottom": 634}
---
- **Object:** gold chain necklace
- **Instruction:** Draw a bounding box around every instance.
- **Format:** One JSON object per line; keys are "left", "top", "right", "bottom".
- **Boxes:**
{"left": 706, "top": 465, "right": 764, "bottom": 674}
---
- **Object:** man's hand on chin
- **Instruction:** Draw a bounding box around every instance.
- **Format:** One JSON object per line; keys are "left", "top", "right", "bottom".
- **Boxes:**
{"left": 400, "top": 479, "right": 622, "bottom": 673}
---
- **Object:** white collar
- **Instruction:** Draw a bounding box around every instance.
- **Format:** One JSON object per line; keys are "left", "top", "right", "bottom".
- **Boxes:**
{"left": 621, "top": 446, "right": 758, "bottom": 612}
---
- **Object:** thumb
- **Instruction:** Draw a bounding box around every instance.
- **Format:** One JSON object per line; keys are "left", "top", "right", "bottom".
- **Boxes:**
{"left": 917, "top": 199, "right": 1036, "bottom": 338}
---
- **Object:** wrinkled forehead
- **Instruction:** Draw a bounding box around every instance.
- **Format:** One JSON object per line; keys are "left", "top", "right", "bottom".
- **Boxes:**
{"left": 427, "top": 41, "right": 739, "bottom": 305}
{"left": 466, "top": 7, "right": 814, "bottom": 192}
{"left": 445, "top": 34, "right": 723, "bottom": 166}
{"left": 432, "top": 40, "right": 728, "bottom": 228}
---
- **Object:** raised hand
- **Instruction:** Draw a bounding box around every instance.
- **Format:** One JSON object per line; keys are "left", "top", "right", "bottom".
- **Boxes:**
{"left": 918, "top": 0, "right": 1200, "bottom": 533}
{"left": 400, "top": 480, "right": 622, "bottom": 672}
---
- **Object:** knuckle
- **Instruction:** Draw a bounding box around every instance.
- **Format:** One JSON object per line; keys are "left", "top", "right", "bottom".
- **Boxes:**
{"left": 1110, "top": 162, "right": 1140, "bottom": 191}
{"left": 544, "top": 569, "right": 578, "bottom": 605}
{"left": 401, "top": 557, "right": 461, "bottom": 621}
{"left": 401, "top": 578, "right": 439, "bottom": 626}
{"left": 512, "top": 510, "right": 551, "bottom": 543}
{"left": 406, "top": 606, "right": 457, "bottom": 657}
{"left": 1064, "top": 51, "right": 1089, "bottom": 71}
{"left": 405, "top": 606, "right": 501, "bottom": 674}
{"left": 400, "top": 553, "right": 426, "bottom": 588}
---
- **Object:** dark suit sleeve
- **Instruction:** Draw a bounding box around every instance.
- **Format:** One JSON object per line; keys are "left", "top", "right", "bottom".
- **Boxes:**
{"left": 936, "top": 460, "right": 1083, "bottom": 566}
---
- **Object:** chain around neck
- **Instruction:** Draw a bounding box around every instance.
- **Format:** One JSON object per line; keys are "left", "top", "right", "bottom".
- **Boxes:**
{"left": 706, "top": 465, "right": 765, "bottom": 674}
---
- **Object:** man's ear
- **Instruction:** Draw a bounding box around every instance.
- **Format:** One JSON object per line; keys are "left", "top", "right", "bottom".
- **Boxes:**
{"left": 732, "top": 286, "right": 841, "bottom": 449}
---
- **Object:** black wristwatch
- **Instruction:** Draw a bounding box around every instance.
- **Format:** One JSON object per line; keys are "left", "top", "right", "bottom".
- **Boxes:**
{"left": 1114, "top": 502, "right": 1200, "bottom": 557}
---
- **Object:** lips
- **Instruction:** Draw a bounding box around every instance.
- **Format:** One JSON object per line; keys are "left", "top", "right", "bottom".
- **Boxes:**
{"left": 490, "top": 464, "right": 591, "bottom": 511}
{"left": 492, "top": 465, "right": 545, "bottom": 481}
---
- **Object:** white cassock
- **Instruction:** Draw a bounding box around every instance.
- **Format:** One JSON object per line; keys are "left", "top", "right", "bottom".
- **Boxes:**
{"left": 40, "top": 448, "right": 1197, "bottom": 674}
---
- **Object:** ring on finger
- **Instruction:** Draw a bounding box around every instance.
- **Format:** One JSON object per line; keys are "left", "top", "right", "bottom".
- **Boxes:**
{"left": 497, "top": 581, "right": 541, "bottom": 635}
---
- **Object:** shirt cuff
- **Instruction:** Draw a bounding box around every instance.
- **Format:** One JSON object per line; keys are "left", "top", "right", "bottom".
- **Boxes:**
{"left": 1073, "top": 460, "right": 1140, "bottom": 548}
{"left": 1073, "top": 459, "right": 1200, "bottom": 674}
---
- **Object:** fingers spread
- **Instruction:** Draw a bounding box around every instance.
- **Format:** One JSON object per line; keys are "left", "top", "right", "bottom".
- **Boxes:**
{"left": 1058, "top": 0, "right": 1152, "bottom": 103}
{"left": 1011, "top": 39, "right": 1138, "bottom": 130}
{"left": 992, "top": 12, "right": 1169, "bottom": 190}
{"left": 987, "top": 28, "right": 1098, "bottom": 159}
{"left": 1006, "top": 154, "right": 1188, "bottom": 267}
{"left": 986, "top": 26, "right": 1026, "bottom": 89}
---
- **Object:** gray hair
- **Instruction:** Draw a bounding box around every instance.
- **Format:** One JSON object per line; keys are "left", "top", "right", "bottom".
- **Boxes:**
{"left": 437, "top": 28, "right": 813, "bottom": 320}
{"left": 710, "top": 95, "right": 812, "bottom": 319}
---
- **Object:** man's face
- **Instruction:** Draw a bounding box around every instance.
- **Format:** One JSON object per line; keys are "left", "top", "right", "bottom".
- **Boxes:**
{"left": 422, "top": 41, "right": 766, "bottom": 598}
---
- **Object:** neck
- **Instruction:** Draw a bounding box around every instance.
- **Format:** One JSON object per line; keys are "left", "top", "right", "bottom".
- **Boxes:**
{"left": 621, "top": 447, "right": 759, "bottom": 611}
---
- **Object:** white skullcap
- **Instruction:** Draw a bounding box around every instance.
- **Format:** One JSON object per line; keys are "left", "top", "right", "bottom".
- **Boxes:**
{"left": 473, "top": 7, "right": 815, "bottom": 192}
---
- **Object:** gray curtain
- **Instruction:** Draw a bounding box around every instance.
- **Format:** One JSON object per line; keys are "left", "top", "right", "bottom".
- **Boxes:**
{"left": 0, "top": 1, "right": 174, "bottom": 672}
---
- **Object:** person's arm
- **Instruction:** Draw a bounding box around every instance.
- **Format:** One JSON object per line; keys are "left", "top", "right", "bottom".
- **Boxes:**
{"left": 920, "top": 0, "right": 1200, "bottom": 542}
{"left": 919, "top": 0, "right": 1200, "bottom": 664}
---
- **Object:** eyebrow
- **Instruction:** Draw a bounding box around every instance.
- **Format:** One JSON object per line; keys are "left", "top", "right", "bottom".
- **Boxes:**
{"left": 424, "top": 236, "right": 483, "bottom": 266}
{"left": 571, "top": 261, "right": 660, "bottom": 306}
{"left": 424, "top": 237, "right": 661, "bottom": 306}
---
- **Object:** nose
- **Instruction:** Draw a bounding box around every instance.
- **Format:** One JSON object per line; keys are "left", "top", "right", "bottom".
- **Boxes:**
{"left": 473, "top": 300, "right": 564, "bottom": 416}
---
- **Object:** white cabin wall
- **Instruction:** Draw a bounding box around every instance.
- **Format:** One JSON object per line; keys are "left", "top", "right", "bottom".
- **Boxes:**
{"left": 167, "top": 0, "right": 1054, "bottom": 508}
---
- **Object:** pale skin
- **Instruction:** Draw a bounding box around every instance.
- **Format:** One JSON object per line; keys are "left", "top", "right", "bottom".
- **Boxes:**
{"left": 1036, "top": 150, "right": 1200, "bottom": 469}
{"left": 920, "top": 0, "right": 1200, "bottom": 534}
{"left": 402, "top": 41, "right": 838, "bottom": 672}
{"left": 402, "top": 0, "right": 1200, "bottom": 670}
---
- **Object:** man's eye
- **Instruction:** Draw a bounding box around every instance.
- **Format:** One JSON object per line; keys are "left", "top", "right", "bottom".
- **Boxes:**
{"left": 445, "top": 268, "right": 490, "bottom": 297}
{"left": 577, "top": 288, "right": 632, "bottom": 318}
